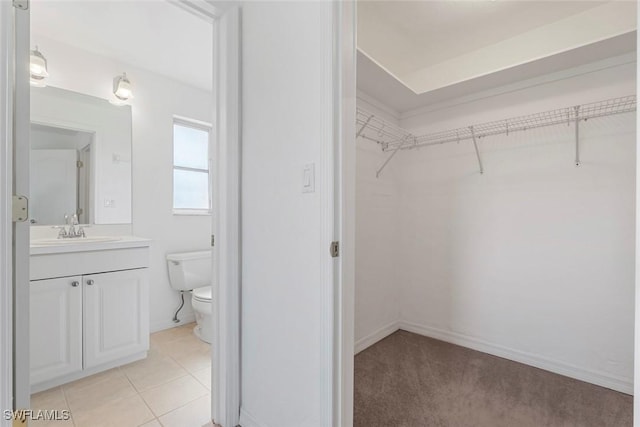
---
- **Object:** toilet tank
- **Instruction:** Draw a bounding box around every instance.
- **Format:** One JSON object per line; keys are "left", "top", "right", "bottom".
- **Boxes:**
{"left": 166, "top": 250, "right": 212, "bottom": 291}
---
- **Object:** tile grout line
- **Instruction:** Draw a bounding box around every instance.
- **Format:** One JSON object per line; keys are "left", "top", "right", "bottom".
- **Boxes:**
{"left": 120, "top": 365, "right": 159, "bottom": 427}
{"left": 153, "top": 391, "right": 211, "bottom": 423}
{"left": 59, "top": 384, "right": 77, "bottom": 427}
{"left": 33, "top": 323, "right": 205, "bottom": 427}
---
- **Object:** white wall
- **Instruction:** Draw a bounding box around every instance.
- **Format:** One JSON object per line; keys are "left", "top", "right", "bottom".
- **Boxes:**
{"left": 240, "top": 3, "right": 336, "bottom": 426}
{"left": 381, "top": 60, "right": 636, "bottom": 393}
{"left": 30, "top": 35, "right": 213, "bottom": 332}
{"left": 354, "top": 97, "right": 402, "bottom": 351}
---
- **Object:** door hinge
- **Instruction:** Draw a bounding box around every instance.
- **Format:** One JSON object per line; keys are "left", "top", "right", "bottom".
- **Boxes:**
{"left": 330, "top": 241, "right": 339, "bottom": 258}
{"left": 12, "top": 0, "right": 28, "bottom": 10}
{"left": 211, "top": 235, "right": 215, "bottom": 247}
{"left": 12, "top": 195, "right": 28, "bottom": 222}
{"left": 77, "top": 160, "right": 84, "bottom": 168}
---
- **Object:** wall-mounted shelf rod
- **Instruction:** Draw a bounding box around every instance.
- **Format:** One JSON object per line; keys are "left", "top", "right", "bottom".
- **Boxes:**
{"left": 356, "top": 95, "right": 636, "bottom": 176}
{"left": 356, "top": 109, "right": 414, "bottom": 150}
{"left": 384, "top": 95, "right": 636, "bottom": 151}
{"left": 469, "top": 126, "right": 483, "bottom": 175}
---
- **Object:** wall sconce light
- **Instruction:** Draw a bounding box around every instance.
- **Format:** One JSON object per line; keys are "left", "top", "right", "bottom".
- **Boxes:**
{"left": 112, "top": 72, "right": 133, "bottom": 104}
{"left": 30, "top": 46, "right": 49, "bottom": 87}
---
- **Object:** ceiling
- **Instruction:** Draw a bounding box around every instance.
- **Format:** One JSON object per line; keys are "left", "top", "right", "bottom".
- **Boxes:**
{"left": 358, "top": 32, "right": 637, "bottom": 114}
{"left": 357, "top": 0, "right": 637, "bottom": 113}
{"left": 31, "top": 0, "right": 213, "bottom": 92}
{"left": 359, "top": 1, "right": 604, "bottom": 78}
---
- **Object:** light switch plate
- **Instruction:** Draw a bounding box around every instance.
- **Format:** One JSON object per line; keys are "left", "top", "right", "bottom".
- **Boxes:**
{"left": 303, "top": 163, "right": 315, "bottom": 193}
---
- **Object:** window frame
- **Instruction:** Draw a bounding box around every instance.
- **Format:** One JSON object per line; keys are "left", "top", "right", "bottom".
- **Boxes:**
{"left": 172, "top": 116, "right": 213, "bottom": 215}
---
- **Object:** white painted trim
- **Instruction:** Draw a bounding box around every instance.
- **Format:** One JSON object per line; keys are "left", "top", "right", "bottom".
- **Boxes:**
{"left": 634, "top": 8, "right": 640, "bottom": 425}
{"left": 319, "top": 2, "right": 337, "bottom": 425}
{"left": 172, "top": 209, "right": 212, "bottom": 216}
{"left": 12, "top": 2, "right": 30, "bottom": 410}
{"left": 356, "top": 90, "right": 401, "bottom": 122}
{"left": 335, "top": 2, "right": 357, "bottom": 426}
{"left": 170, "top": 0, "right": 223, "bottom": 21}
{"left": 399, "top": 52, "right": 636, "bottom": 121}
{"left": 150, "top": 313, "right": 196, "bottom": 334}
{"left": 354, "top": 322, "right": 400, "bottom": 355}
{"left": 239, "top": 409, "right": 268, "bottom": 427}
{"left": 399, "top": 321, "right": 633, "bottom": 395}
{"left": 0, "top": 3, "right": 14, "bottom": 424}
{"left": 211, "top": 4, "right": 241, "bottom": 427}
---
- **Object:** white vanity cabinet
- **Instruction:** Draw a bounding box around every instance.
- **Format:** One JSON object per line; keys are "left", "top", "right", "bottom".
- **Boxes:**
{"left": 30, "top": 276, "right": 83, "bottom": 385}
{"left": 83, "top": 269, "right": 148, "bottom": 368}
{"left": 29, "top": 237, "right": 150, "bottom": 392}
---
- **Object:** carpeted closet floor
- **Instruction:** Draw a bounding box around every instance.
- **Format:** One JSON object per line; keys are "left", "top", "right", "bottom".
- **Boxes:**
{"left": 354, "top": 330, "right": 632, "bottom": 427}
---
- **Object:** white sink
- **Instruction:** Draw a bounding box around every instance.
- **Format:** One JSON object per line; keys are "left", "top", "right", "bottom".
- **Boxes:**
{"left": 31, "top": 236, "right": 122, "bottom": 246}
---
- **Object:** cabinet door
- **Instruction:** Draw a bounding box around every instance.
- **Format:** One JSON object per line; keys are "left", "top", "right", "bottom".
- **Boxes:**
{"left": 30, "top": 276, "right": 83, "bottom": 385}
{"left": 83, "top": 269, "right": 149, "bottom": 368}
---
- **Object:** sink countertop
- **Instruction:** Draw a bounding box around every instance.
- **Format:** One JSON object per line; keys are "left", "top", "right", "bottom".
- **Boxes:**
{"left": 30, "top": 235, "right": 152, "bottom": 255}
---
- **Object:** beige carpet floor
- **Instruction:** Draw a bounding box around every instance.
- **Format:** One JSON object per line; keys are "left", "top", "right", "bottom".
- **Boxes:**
{"left": 354, "top": 330, "right": 632, "bottom": 427}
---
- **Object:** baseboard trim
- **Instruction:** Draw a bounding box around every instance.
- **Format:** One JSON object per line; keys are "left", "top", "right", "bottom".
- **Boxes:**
{"left": 150, "top": 313, "right": 196, "bottom": 333}
{"left": 355, "top": 321, "right": 401, "bottom": 354}
{"left": 239, "top": 408, "right": 269, "bottom": 427}
{"left": 399, "top": 321, "right": 633, "bottom": 395}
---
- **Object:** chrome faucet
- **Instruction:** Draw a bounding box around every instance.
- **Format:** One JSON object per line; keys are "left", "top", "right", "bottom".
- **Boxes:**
{"left": 53, "top": 213, "right": 89, "bottom": 239}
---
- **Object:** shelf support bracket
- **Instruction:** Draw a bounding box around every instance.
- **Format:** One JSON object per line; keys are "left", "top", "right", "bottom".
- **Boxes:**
{"left": 470, "top": 126, "right": 484, "bottom": 175}
{"left": 574, "top": 105, "right": 580, "bottom": 166}
{"left": 376, "top": 135, "right": 411, "bottom": 178}
{"left": 356, "top": 115, "right": 374, "bottom": 139}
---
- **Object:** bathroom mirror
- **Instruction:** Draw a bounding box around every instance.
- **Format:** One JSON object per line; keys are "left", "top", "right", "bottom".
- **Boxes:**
{"left": 30, "top": 86, "right": 132, "bottom": 225}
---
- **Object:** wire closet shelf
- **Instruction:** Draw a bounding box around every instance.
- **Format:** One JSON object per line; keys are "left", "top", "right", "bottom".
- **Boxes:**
{"left": 357, "top": 95, "right": 636, "bottom": 177}
{"left": 357, "top": 95, "right": 637, "bottom": 151}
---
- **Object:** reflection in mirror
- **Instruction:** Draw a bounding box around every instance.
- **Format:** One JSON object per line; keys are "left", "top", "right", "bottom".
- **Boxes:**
{"left": 30, "top": 86, "right": 132, "bottom": 225}
{"left": 30, "top": 124, "right": 93, "bottom": 225}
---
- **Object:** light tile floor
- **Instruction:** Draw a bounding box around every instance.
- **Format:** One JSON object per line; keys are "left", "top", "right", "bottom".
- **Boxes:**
{"left": 31, "top": 323, "right": 213, "bottom": 427}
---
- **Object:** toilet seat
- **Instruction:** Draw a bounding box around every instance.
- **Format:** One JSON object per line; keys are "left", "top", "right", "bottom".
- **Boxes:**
{"left": 192, "top": 286, "right": 212, "bottom": 302}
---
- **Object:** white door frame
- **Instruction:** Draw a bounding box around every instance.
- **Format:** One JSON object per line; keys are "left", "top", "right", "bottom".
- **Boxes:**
{"left": 337, "top": 9, "right": 640, "bottom": 427}
{"left": 168, "top": 2, "right": 242, "bottom": 425}
{"left": 0, "top": 2, "right": 15, "bottom": 425}
{"left": 11, "top": 0, "right": 31, "bottom": 414}
{"left": 334, "top": 1, "right": 357, "bottom": 426}
{"left": 210, "top": 3, "right": 241, "bottom": 427}
{"left": 0, "top": 1, "right": 243, "bottom": 425}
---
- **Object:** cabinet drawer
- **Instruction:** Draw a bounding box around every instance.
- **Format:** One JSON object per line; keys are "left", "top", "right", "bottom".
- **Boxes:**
{"left": 30, "top": 247, "right": 150, "bottom": 280}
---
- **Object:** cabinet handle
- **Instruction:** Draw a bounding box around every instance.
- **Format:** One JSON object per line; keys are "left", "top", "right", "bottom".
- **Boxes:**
{"left": 86, "top": 279, "right": 94, "bottom": 286}
{"left": 71, "top": 281, "right": 79, "bottom": 287}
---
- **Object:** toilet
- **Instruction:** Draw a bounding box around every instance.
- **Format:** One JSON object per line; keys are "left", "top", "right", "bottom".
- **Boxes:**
{"left": 166, "top": 251, "right": 213, "bottom": 343}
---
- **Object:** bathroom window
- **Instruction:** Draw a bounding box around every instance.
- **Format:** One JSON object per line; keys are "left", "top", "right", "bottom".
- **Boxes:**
{"left": 172, "top": 118, "right": 212, "bottom": 214}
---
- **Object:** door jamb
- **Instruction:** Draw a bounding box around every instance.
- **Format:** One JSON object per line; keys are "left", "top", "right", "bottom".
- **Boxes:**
{"left": 174, "top": 2, "right": 242, "bottom": 426}
{"left": 12, "top": 0, "right": 31, "bottom": 413}
{"left": 1, "top": 1, "right": 243, "bottom": 425}
{"left": 333, "top": 1, "right": 357, "bottom": 426}
{"left": 0, "top": 2, "right": 15, "bottom": 425}
{"left": 210, "top": 4, "right": 242, "bottom": 427}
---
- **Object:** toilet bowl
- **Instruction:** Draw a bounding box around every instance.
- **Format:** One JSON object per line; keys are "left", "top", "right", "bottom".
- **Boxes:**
{"left": 166, "top": 251, "right": 213, "bottom": 344}
{"left": 191, "top": 286, "right": 212, "bottom": 343}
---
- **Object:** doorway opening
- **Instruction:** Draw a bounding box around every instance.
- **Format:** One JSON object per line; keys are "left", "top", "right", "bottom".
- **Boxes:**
{"left": 18, "top": 1, "right": 226, "bottom": 426}
{"left": 350, "top": 2, "right": 636, "bottom": 426}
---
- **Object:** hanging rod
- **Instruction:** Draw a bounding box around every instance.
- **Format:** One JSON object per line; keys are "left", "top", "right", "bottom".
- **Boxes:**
{"left": 356, "top": 109, "right": 414, "bottom": 150}
{"left": 356, "top": 95, "right": 636, "bottom": 176}
{"left": 385, "top": 95, "right": 636, "bottom": 151}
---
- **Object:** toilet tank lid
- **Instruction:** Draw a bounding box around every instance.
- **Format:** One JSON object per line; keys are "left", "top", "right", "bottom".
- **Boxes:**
{"left": 166, "top": 250, "right": 212, "bottom": 262}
